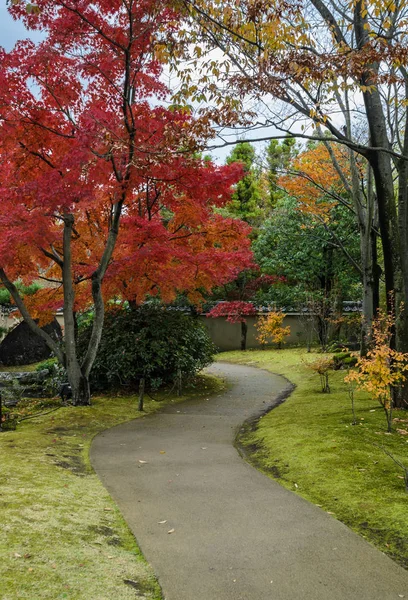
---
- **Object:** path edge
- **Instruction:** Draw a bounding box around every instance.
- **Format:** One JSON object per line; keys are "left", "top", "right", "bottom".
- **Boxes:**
{"left": 233, "top": 369, "right": 296, "bottom": 465}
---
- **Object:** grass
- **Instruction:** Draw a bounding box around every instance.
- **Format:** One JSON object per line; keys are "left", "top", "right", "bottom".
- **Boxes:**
{"left": 0, "top": 374, "right": 225, "bottom": 600}
{"left": 0, "top": 362, "right": 42, "bottom": 373}
{"left": 219, "top": 348, "right": 408, "bottom": 569}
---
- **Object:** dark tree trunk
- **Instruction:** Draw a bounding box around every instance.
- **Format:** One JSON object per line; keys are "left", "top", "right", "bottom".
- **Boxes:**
{"left": 138, "top": 377, "right": 145, "bottom": 411}
{"left": 371, "top": 231, "right": 380, "bottom": 318}
{"left": 241, "top": 321, "right": 247, "bottom": 351}
{"left": 69, "top": 371, "right": 91, "bottom": 406}
{"left": 396, "top": 149, "right": 408, "bottom": 408}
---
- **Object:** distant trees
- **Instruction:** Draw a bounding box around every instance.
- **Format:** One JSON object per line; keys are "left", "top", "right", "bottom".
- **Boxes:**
{"left": 177, "top": 0, "right": 408, "bottom": 404}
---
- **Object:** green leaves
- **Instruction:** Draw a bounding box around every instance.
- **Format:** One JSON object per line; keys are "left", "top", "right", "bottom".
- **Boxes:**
{"left": 78, "top": 306, "right": 216, "bottom": 391}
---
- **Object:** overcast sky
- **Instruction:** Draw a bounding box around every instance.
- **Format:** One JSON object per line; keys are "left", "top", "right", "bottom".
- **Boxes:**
{"left": 0, "top": 5, "right": 268, "bottom": 164}
{"left": 0, "top": 5, "right": 44, "bottom": 50}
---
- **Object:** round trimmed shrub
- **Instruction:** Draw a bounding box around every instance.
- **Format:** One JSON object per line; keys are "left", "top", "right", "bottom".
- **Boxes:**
{"left": 78, "top": 306, "right": 215, "bottom": 391}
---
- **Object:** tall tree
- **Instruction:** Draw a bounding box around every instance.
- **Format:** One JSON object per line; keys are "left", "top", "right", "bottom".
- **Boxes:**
{"left": 0, "top": 0, "right": 252, "bottom": 405}
{"left": 279, "top": 140, "right": 380, "bottom": 351}
{"left": 266, "top": 137, "right": 297, "bottom": 207}
{"left": 176, "top": 0, "right": 408, "bottom": 404}
{"left": 224, "top": 141, "right": 263, "bottom": 225}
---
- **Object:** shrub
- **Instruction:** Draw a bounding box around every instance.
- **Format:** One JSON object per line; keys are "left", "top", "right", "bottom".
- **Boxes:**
{"left": 343, "top": 356, "right": 358, "bottom": 367}
{"left": 255, "top": 310, "right": 290, "bottom": 348}
{"left": 344, "top": 311, "right": 408, "bottom": 432}
{"left": 306, "top": 356, "right": 334, "bottom": 393}
{"left": 78, "top": 306, "right": 216, "bottom": 391}
{"left": 36, "top": 358, "right": 67, "bottom": 397}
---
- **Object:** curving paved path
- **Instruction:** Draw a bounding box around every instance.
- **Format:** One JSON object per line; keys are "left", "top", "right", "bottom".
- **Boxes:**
{"left": 91, "top": 362, "right": 408, "bottom": 600}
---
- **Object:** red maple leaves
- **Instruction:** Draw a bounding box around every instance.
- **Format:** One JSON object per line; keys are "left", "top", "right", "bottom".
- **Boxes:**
{"left": 0, "top": 0, "right": 253, "bottom": 317}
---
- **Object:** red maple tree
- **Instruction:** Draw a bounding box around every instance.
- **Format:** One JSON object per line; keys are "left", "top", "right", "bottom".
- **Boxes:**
{"left": 0, "top": 0, "right": 252, "bottom": 404}
{"left": 207, "top": 301, "right": 257, "bottom": 350}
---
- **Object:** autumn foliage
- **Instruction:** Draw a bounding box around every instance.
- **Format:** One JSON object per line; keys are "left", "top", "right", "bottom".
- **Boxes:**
{"left": 345, "top": 312, "right": 408, "bottom": 431}
{"left": 0, "top": 0, "right": 253, "bottom": 403}
{"left": 255, "top": 310, "right": 290, "bottom": 348}
{"left": 279, "top": 144, "right": 350, "bottom": 220}
{"left": 207, "top": 301, "right": 257, "bottom": 324}
{"left": 306, "top": 356, "right": 334, "bottom": 394}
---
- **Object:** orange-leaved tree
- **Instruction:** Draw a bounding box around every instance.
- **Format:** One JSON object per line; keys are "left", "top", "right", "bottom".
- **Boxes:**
{"left": 345, "top": 312, "right": 408, "bottom": 432}
{"left": 255, "top": 310, "right": 290, "bottom": 349}
{"left": 279, "top": 141, "right": 378, "bottom": 352}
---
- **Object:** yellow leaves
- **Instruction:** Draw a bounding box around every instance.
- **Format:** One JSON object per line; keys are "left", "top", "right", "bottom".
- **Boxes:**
{"left": 344, "top": 311, "right": 408, "bottom": 412}
{"left": 255, "top": 310, "right": 290, "bottom": 347}
{"left": 154, "top": 44, "right": 170, "bottom": 64}
{"left": 304, "top": 356, "right": 333, "bottom": 393}
{"left": 279, "top": 143, "right": 347, "bottom": 220}
{"left": 307, "top": 356, "right": 334, "bottom": 375}
{"left": 359, "top": 84, "right": 376, "bottom": 93}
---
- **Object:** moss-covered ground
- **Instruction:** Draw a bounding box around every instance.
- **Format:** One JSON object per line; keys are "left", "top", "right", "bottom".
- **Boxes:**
{"left": 0, "top": 374, "right": 225, "bottom": 600}
{"left": 220, "top": 348, "right": 408, "bottom": 569}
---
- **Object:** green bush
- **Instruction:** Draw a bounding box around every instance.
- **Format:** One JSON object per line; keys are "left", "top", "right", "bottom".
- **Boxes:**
{"left": 332, "top": 351, "right": 358, "bottom": 370}
{"left": 343, "top": 356, "right": 358, "bottom": 367}
{"left": 78, "top": 306, "right": 216, "bottom": 391}
{"left": 36, "top": 357, "right": 67, "bottom": 396}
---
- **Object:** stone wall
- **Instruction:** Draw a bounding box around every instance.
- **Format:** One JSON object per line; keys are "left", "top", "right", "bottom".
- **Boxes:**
{"left": 199, "top": 313, "right": 314, "bottom": 351}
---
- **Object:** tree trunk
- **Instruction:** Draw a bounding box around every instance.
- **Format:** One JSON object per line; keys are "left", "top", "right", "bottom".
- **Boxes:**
{"left": 360, "top": 224, "right": 375, "bottom": 356}
{"left": 241, "top": 321, "right": 247, "bottom": 351}
{"left": 69, "top": 369, "right": 91, "bottom": 406}
{"left": 138, "top": 377, "right": 145, "bottom": 411}
{"left": 396, "top": 151, "right": 408, "bottom": 408}
{"left": 355, "top": 2, "right": 401, "bottom": 340}
{"left": 371, "top": 229, "right": 380, "bottom": 317}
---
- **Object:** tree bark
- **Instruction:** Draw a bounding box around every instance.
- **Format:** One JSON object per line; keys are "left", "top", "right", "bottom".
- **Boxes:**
{"left": 138, "top": 377, "right": 145, "bottom": 411}
{"left": 62, "top": 214, "right": 91, "bottom": 405}
{"left": 241, "top": 321, "right": 247, "bottom": 351}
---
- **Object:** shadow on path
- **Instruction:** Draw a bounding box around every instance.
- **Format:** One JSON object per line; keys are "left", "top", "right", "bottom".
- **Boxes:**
{"left": 91, "top": 362, "right": 408, "bottom": 600}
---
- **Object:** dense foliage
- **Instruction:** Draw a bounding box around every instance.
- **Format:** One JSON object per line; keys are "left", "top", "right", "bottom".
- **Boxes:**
{"left": 253, "top": 197, "right": 361, "bottom": 307}
{"left": 77, "top": 306, "right": 215, "bottom": 391}
{"left": 0, "top": 0, "right": 252, "bottom": 404}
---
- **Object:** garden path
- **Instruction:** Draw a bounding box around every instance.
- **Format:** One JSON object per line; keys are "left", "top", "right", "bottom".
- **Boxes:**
{"left": 91, "top": 362, "right": 408, "bottom": 600}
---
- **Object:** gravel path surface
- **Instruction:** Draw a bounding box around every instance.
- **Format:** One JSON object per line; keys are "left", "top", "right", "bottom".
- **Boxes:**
{"left": 91, "top": 362, "right": 408, "bottom": 600}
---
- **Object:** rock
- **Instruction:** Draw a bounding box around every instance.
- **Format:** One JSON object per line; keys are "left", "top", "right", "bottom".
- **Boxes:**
{"left": 0, "top": 369, "right": 50, "bottom": 404}
{"left": 0, "top": 320, "right": 62, "bottom": 366}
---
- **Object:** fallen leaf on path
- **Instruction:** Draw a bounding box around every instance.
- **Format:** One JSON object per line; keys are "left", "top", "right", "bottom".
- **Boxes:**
{"left": 138, "top": 460, "right": 147, "bottom": 464}
{"left": 201, "top": 447, "right": 207, "bottom": 450}
{"left": 167, "top": 528, "right": 175, "bottom": 534}
{"left": 158, "top": 520, "right": 167, "bottom": 524}
{"left": 160, "top": 451, "right": 166, "bottom": 454}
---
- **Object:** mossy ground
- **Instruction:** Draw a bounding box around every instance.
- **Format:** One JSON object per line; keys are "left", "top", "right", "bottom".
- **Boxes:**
{"left": 0, "top": 374, "right": 225, "bottom": 600}
{"left": 220, "top": 348, "right": 408, "bottom": 569}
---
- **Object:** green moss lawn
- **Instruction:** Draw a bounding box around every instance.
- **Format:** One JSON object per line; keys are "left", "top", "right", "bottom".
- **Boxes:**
{"left": 220, "top": 348, "right": 408, "bottom": 569}
{"left": 0, "top": 374, "right": 225, "bottom": 600}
